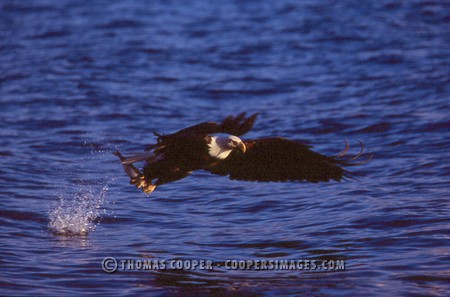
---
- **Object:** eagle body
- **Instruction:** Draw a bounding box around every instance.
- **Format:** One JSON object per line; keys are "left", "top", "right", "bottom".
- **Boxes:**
{"left": 114, "top": 113, "right": 369, "bottom": 194}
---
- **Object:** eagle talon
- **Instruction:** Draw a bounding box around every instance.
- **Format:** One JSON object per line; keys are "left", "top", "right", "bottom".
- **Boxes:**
{"left": 143, "top": 184, "right": 156, "bottom": 194}
{"left": 130, "top": 175, "right": 147, "bottom": 188}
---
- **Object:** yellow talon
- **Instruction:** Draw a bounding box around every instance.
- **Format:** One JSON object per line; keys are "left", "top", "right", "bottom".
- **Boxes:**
{"left": 137, "top": 179, "right": 147, "bottom": 188}
{"left": 130, "top": 176, "right": 147, "bottom": 188}
{"left": 129, "top": 174, "right": 156, "bottom": 194}
{"left": 143, "top": 184, "right": 156, "bottom": 194}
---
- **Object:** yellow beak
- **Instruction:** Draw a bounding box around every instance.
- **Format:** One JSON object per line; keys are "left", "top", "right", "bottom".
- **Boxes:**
{"left": 238, "top": 142, "right": 247, "bottom": 153}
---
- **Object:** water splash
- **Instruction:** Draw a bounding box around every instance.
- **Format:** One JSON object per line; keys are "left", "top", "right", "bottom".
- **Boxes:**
{"left": 48, "top": 182, "right": 112, "bottom": 236}
{"left": 48, "top": 135, "right": 118, "bottom": 237}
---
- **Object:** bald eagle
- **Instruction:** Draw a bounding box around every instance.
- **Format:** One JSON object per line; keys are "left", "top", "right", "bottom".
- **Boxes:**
{"left": 114, "top": 113, "right": 370, "bottom": 194}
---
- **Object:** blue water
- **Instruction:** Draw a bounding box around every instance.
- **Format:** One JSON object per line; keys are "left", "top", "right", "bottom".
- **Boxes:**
{"left": 1, "top": 0, "right": 449, "bottom": 295}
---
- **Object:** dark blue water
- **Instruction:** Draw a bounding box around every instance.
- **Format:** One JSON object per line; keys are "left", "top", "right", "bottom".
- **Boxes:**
{"left": 1, "top": 0, "right": 449, "bottom": 295}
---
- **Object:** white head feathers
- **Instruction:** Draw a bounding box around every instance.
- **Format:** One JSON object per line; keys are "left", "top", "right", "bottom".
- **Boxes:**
{"left": 207, "top": 134, "right": 246, "bottom": 160}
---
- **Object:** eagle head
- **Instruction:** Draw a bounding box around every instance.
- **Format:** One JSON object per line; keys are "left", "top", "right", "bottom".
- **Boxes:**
{"left": 207, "top": 134, "right": 246, "bottom": 160}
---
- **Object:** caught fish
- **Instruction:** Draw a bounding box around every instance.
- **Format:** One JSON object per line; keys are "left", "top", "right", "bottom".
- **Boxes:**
{"left": 112, "top": 150, "right": 142, "bottom": 179}
{"left": 112, "top": 150, "right": 156, "bottom": 193}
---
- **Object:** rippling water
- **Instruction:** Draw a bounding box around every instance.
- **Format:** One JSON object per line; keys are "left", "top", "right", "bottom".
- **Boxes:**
{"left": 1, "top": 0, "right": 449, "bottom": 295}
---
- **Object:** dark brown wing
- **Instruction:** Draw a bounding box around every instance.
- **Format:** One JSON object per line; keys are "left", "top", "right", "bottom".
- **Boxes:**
{"left": 147, "top": 112, "right": 258, "bottom": 151}
{"left": 208, "top": 138, "right": 364, "bottom": 183}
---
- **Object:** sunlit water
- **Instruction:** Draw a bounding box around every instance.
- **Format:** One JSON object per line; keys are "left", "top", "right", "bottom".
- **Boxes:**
{"left": 1, "top": 0, "right": 449, "bottom": 296}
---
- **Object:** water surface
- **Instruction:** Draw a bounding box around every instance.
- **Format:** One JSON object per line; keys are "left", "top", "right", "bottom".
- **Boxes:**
{"left": 1, "top": 0, "right": 449, "bottom": 295}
